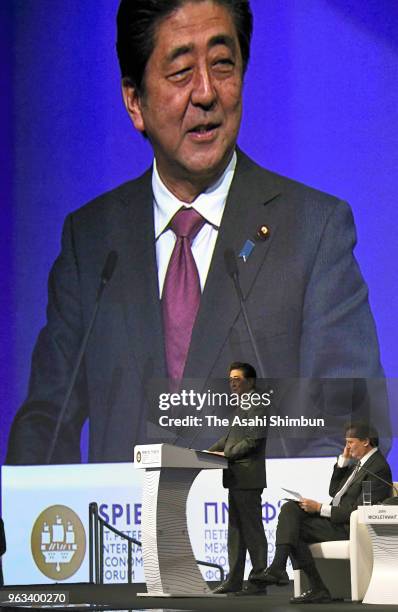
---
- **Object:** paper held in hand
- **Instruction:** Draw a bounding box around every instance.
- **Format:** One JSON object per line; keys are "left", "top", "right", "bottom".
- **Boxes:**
{"left": 281, "top": 487, "right": 303, "bottom": 501}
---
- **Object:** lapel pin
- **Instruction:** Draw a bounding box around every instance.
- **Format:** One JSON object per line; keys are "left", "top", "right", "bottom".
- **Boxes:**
{"left": 238, "top": 240, "right": 255, "bottom": 263}
{"left": 238, "top": 225, "right": 270, "bottom": 262}
{"left": 256, "top": 225, "right": 270, "bottom": 241}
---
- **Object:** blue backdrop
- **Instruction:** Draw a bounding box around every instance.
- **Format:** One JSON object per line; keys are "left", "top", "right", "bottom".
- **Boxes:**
{"left": 1, "top": 0, "right": 397, "bottom": 476}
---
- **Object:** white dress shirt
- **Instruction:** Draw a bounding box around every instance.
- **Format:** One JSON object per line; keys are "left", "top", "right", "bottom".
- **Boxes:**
{"left": 320, "top": 446, "right": 378, "bottom": 517}
{"left": 153, "top": 152, "right": 237, "bottom": 297}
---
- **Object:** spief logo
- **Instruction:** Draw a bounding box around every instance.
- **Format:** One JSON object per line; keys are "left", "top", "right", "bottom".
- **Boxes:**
{"left": 31, "top": 505, "right": 86, "bottom": 580}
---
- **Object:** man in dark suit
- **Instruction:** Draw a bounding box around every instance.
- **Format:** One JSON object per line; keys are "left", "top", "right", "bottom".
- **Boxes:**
{"left": 209, "top": 362, "right": 269, "bottom": 595}
{"left": 6, "top": 0, "right": 389, "bottom": 464}
{"left": 260, "top": 421, "right": 392, "bottom": 604}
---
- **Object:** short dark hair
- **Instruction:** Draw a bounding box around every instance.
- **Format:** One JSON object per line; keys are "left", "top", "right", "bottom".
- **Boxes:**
{"left": 344, "top": 421, "right": 379, "bottom": 448}
{"left": 116, "top": 0, "right": 253, "bottom": 94}
{"left": 229, "top": 361, "right": 256, "bottom": 380}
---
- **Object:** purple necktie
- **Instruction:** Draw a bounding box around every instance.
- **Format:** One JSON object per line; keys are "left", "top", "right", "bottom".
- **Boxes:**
{"left": 162, "top": 207, "right": 206, "bottom": 381}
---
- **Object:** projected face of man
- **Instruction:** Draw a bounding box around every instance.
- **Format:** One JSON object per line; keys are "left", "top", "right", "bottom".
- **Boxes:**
{"left": 122, "top": 1, "right": 243, "bottom": 202}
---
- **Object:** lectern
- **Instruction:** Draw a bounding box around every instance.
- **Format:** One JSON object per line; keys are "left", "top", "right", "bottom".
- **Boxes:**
{"left": 134, "top": 443, "right": 227, "bottom": 596}
{"left": 358, "top": 505, "right": 398, "bottom": 605}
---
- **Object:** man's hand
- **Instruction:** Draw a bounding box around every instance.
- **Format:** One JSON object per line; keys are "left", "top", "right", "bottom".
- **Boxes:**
{"left": 298, "top": 498, "right": 321, "bottom": 514}
{"left": 342, "top": 443, "right": 351, "bottom": 459}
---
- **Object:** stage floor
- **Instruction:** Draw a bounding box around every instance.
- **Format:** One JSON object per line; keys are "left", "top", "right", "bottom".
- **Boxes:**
{"left": 0, "top": 582, "right": 395, "bottom": 611}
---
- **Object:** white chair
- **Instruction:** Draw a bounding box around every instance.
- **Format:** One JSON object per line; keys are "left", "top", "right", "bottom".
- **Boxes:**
{"left": 293, "top": 483, "right": 398, "bottom": 601}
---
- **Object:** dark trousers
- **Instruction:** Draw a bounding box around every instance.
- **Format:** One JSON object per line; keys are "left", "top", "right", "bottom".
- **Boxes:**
{"left": 275, "top": 501, "right": 348, "bottom": 570}
{"left": 227, "top": 489, "right": 267, "bottom": 586}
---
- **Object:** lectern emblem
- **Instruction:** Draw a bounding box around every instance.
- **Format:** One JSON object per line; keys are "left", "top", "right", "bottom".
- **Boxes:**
{"left": 31, "top": 505, "right": 86, "bottom": 579}
{"left": 136, "top": 451, "right": 142, "bottom": 463}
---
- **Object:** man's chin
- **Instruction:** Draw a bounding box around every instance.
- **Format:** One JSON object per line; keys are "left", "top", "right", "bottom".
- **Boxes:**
{"left": 178, "top": 149, "right": 233, "bottom": 181}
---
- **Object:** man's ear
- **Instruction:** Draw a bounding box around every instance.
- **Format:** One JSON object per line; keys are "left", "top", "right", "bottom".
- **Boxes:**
{"left": 122, "top": 78, "right": 145, "bottom": 133}
{"left": 248, "top": 377, "right": 255, "bottom": 390}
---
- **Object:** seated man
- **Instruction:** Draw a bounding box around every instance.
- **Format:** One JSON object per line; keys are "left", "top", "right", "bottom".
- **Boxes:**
{"left": 261, "top": 421, "right": 392, "bottom": 604}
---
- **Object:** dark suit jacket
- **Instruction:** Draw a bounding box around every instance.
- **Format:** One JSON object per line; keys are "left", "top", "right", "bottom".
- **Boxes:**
{"left": 328, "top": 450, "right": 392, "bottom": 525}
{"left": 6, "top": 150, "right": 388, "bottom": 463}
{"left": 208, "top": 401, "right": 267, "bottom": 489}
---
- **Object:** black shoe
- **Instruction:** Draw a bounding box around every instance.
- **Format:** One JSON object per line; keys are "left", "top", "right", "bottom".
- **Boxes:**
{"left": 256, "top": 567, "right": 290, "bottom": 586}
{"left": 236, "top": 582, "right": 268, "bottom": 596}
{"left": 212, "top": 581, "right": 241, "bottom": 594}
{"left": 290, "top": 588, "right": 331, "bottom": 604}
